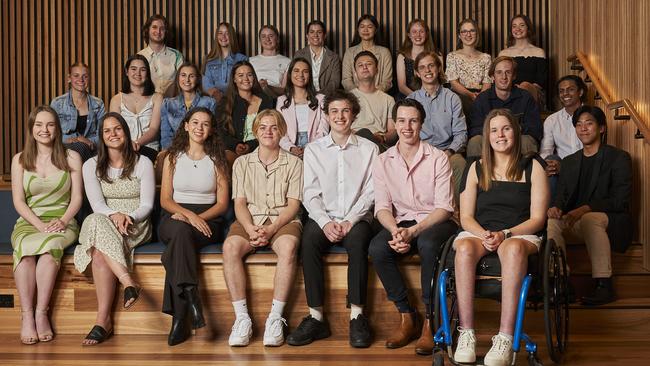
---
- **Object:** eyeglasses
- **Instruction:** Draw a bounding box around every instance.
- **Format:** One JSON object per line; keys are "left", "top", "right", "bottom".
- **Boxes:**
{"left": 459, "top": 29, "right": 477, "bottom": 35}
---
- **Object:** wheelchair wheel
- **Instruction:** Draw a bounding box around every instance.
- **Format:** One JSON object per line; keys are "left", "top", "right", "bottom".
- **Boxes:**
{"left": 432, "top": 353, "right": 445, "bottom": 366}
{"left": 433, "top": 236, "right": 456, "bottom": 334}
{"left": 543, "top": 239, "right": 569, "bottom": 363}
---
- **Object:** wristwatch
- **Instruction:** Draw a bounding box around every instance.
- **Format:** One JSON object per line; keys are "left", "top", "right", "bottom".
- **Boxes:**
{"left": 502, "top": 229, "right": 512, "bottom": 239}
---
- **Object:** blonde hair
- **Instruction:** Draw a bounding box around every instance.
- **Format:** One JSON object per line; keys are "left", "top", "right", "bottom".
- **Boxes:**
{"left": 252, "top": 109, "right": 288, "bottom": 137}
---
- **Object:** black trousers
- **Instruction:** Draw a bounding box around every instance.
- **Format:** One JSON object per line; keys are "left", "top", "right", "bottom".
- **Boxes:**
{"left": 65, "top": 141, "right": 95, "bottom": 162}
{"left": 301, "top": 218, "right": 373, "bottom": 308}
{"left": 159, "top": 203, "right": 223, "bottom": 316}
{"left": 369, "top": 219, "right": 457, "bottom": 309}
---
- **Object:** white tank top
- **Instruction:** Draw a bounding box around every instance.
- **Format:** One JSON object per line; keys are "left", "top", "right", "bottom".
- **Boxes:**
{"left": 172, "top": 152, "right": 217, "bottom": 204}
{"left": 120, "top": 93, "right": 159, "bottom": 150}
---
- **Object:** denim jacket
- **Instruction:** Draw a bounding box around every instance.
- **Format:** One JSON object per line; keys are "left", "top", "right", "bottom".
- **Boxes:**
{"left": 160, "top": 94, "right": 218, "bottom": 149}
{"left": 50, "top": 91, "right": 106, "bottom": 144}
{"left": 202, "top": 53, "right": 248, "bottom": 92}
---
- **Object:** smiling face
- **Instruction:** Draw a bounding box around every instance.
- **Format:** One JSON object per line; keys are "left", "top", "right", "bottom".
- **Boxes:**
{"left": 233, "top": 65, "right": 255, "bottom": 92}
{"left": 255, "top": 114, "right": 282, "bottom": 148}
{"left": 511, "top": 17, "right": 529, "bottom": 41}
{"left": 217, "top": 25, "right": 231, "bottom": 49}
{"left": 459, "top": 22, "right": 478, "bottom": 47}
{"left": 259, "top": 27, "right": 278, "bottom": 52}
{"left": 326, "top": 99, "right": 355, "bottom": 135}
{"left": 178, "top": 65, "right": 199, "bottom": 93}
{"left": 102, "top": 117, "right": 127, "bottom": 150}
{"left": 184, "top": 111, "right": 212, "bottom": 144}
{"left": 354, "top": 54, "right": 377, "bottom": 82}
{"left": 575, "top": 112, "right": 605, "bottom": 146}
{"left": 415, "top": 54, "right": 440, "bottom": 86}
{"left": 290, "top": 61, "right": 311, "bottom": 88}
{"left": 488, "top": 115, "right": 515, "bottom": 153}
{"left": 127, "top": 59, "right": 148, "bottom": 87}
{"left": 307, "top": 23, "right": 325, "bottom": 47}
{"left": 32, "top": 111, "right": 58, "bottom": 146}
{"left": 394, "top": 106, "right": 422, "bottom": 146}
{"left": 493, "top": 60, "right": 514, "bottom": 92}
{"left": 148, "top": 19, "right": 166, "bottom": 44}
{"left": 358, "top": 19, "right": 376, "bottom": 42}
{"left": 558, "top": 79, "right": 583, "bottom": 109}
{"left": 408, "top": 22, "right": 427, "bottom": 47}
{"left": 68, "top": 65, "right": 89, "bottom": 93}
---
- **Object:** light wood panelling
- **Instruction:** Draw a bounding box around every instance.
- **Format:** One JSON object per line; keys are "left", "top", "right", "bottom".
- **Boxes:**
{"left": 549, "top": 0, "right": 650, "bottom": 268}
{"left": 0, "top": 0, "right": 550, "bottom": 177}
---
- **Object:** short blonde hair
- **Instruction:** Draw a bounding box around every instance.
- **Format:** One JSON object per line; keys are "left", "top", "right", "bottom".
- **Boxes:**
{"left": 252, "top": 109, "right": 288, "bottom": 137}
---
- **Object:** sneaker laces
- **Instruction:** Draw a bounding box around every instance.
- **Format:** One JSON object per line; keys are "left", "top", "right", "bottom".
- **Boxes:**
{"left": 297, "top": 316, "right": 320, "bottom": 333}
{"left": 457, "top": 327, "right": 476, "bottom": 348}
{"left": 232, "top": 316, "right": 252, "bottom": 336}
{"left": 267, "top": 316, "right": 287, "bottom": 337}
{"left": 490, "top": 334, "right": 512, "bottom": 356}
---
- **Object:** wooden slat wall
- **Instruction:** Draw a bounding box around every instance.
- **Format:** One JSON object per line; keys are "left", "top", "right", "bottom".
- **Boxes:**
{"left": 550, "top": 0, "right": 650, "bottom": 268}
{"left": 0, "top": 0, "right": 550, "bottom": 176}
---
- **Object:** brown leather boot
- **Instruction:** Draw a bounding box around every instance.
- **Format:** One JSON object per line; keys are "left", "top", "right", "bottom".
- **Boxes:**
{"left": 385, "top": 312, "right": 419, "bottom": 348}
{"left": 414, "top": 317, "right": 434, "bottom": 355}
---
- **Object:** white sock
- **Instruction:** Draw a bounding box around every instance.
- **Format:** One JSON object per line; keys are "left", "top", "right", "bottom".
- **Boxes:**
{"left": 309, "top": 306, "right": 324, "bottom": 321}
{"left": 498, "top": 332, "right": 513, "bottom": 342}
{"left": 350, "top": 304, "right": 363, "bottom": 320}
{"left": 232, "top": 299, "right": 249, "bottom": 318}
{"left": 270, "top": 299, "right": 286, "bottom": 317}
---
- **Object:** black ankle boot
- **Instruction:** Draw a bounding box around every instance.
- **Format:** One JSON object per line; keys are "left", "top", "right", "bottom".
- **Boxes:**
{"left": 183, "top": 286, "right": 206, "bottom": 329}
{"left": 581, "top": 277, "right": 616, "bottom": 306}
{"left": 168, "top": 314, "right": 191, "bottom": 346}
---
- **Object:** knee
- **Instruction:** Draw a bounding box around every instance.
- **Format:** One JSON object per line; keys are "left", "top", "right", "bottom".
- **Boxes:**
{"left": 91, "top": 248, "right": 108, "bottom": 267}
{"left": 222, "top": 237, "right": 248, "bottom": 261}
{"left": 498, "top": 240, "right": 528, "bottom": 263}
{"left": 274, "top": 238, "right": 299, "bottom": 263}
{"left": 467, "top": 136, "right": 483, "bottom": 157}
{"left": 454, "top": 239, "right": 479, "bottom": 261}
{"left": 579, "top": 212, "right": 608, "bottom": 230}
{"left": 368, "top": 235, "right": 391, "bottom": 261}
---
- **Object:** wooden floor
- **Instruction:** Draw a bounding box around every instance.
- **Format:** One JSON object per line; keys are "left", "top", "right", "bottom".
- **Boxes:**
{"left": 1, "top": 333, "right": 649, "bottom": 366}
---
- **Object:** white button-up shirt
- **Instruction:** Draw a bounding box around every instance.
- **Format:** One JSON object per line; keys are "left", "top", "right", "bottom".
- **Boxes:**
{"left": 310, "top": 47, "right": 324, "bottom": 92}
{"left": 303, "top": 133, "right": 379, "bottom": 228}
{"left": 540, "top": 108, "right": 583, "bottom": 159}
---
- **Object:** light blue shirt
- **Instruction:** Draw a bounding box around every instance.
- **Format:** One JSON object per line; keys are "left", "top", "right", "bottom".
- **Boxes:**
{"left": 202, "top": 53, "right": 248, "bottom": 92}
{"left": 408, "top": 87, "right": 467, "bottom": 153}
{"left": 160, "top": 94, "right": 218, "bottom": 149}
{"left": 50, "top": 91, "right": 106, "bottom": 144}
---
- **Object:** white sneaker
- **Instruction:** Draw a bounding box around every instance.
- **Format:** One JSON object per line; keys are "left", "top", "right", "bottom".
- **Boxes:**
{"left": 263, "top": 313, "right": 287, "bottom": 346}
{"left": 484, "top": 333, "right": 513, "bottom": 366}
{"left": 228, "top": 316, "right": 253, "bottom": 346}
{"left": 454, "top": 327, "right": 476, "bottom": 363}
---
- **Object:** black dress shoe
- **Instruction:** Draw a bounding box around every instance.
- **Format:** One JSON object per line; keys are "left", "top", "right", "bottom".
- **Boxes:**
{"left": 581, "top": 278, "right": 616, "bottom": 306}
{"left": 286, "top": 315, "right": 331, "bottom": 346}
{"left": 183, "top": 286, "right": 206, "bottom": 329}
{"left": 349, "top": 314, "right": 372, "bottom": 348}
{"left": 168, "top": 315, "right": 191, "bottom": 346}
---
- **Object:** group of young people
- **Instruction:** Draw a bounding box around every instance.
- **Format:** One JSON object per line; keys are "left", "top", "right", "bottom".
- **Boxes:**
{"left": 9, "top": 11, "right": 632, "bottom": 366}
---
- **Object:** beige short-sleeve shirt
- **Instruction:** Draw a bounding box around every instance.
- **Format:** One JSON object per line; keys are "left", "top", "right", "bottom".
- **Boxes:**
{"left": 232, "top": 148, "right": 303, "bottom": 225}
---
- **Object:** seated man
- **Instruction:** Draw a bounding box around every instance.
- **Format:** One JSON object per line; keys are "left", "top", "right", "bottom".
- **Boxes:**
{"left": 222, "top": 110, "right": 303, "bottom": 347}
{"left": 408, "top": 51, "right": 467, "bottom": 202}
{"left": 467, "top": 56, "right": 541, "bottom": 157}
{"left": 350, "top": 51, "right": 397, "bottom": 146}
{"left": 539, "top": 75, "right": 586, "bottom": 194}
{"left": 369, "top": 98, "right": 458, "bottom": 355}
{"left": 293, "top": 20, "right": 341, "bottom": 95}
{"left": 547, "top": 105, "right": 632, "bottom": 306}
{"left": 287, "top": 90, "right": 379, "bottom": 348}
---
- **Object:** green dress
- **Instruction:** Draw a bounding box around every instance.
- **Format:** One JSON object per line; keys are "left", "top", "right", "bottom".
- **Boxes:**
{"left": 10, "top": 170, "right": 79, "bottom": 269}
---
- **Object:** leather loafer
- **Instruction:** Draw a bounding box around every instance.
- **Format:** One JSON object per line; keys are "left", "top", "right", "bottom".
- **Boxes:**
{"left": 415, "top": 317, "right": 434, "bottom": 355}
{"left": 183, "top": 286, "right": 206, "bottom": 329}
{"left": 385, "top": 312, "right": 419, "bottom": 349}
{"left": 168, "top": 316, "right": 191, "bottom": 346}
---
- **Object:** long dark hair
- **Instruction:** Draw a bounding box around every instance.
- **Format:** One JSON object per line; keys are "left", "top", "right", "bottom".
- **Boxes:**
{"left": 350, "top": 14, "right": 386, "bottom": 47}
{"left": 121, "top": 54, "right": 156, "bottom": 95}
{"left": 281, "top": 57, "right": 319, "bottom": 111}
{"left": 170, "top": 62, "right": 205, "bottom": 98}
{"left": 507, "top": 14, "right": 537, "bottom": 47}
{"left": 219, "top": 61, "right": 263, "bottom": 136}
{"left": 166, "top": 107, "right": 229, "bottom": 180}
{"left": 95, "top": 112, "right": 139, "bottom": 183}
{"left": 20, "top": 105, "right": 71, "bottom": 172}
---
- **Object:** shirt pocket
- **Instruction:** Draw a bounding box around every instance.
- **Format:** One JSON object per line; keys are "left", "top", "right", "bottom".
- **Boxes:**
{"left": 273, "top": 181, "right": 289, "bottom": 208}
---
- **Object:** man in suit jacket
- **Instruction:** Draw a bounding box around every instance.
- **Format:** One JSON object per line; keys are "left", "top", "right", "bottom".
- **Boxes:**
{"left": 294, "top": 20, "right": 341, "bottom": 95}
{"left": 547, "top": 105, "right": 632, "bottom": 306}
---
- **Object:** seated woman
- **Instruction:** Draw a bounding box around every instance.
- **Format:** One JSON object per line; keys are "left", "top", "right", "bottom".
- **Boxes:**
{"left": 341, "top": 14, "right": 393, "bottom": 92}
{"left": 498, "top": 14, "right": 547, "bottom": 106}
{"left": 50, "top": 62, "right": 106, "bottom": 161}
{"left": 202, "top": 22, "right": 248, "bottom": 103}
{"left": 223, "top": 109, "right": 303, "bottom": 347}
{"left": 218, "top": 61, "right": 274, "bottom": 161}
{"left": 161, "top": 62, "right": 217, "bottom": 149}
{"left": 249, "top": 25, "right": 291, "bottom": 98}
{"left": 396, "top": 19, "right": 440, "bottom": 98}
{"left": 276, "top": 57, "right": 328, "bottom": 158}
{"left": 452, "top": 109, "right": 549, "bottom": 366}
{"left": 159, "top": 107, "right": 230, "bottom": 346}
{"left": 74, "top": 112, "right": 155, "bottom": 346}
{"left": 11, "top": 105, "right": 82, "bottom": 344}
{"left": 109, "top": 54, "right": 163, "bottom": 163}
{"left": 446, "top": 19, "right": 492, "bottom": 117}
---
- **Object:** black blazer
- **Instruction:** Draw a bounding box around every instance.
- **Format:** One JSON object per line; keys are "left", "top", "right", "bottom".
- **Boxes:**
{"left": 220, "top": 93, "right": 275, "bottom": 151}
{"left": 553, "top": 144, "right": 633, "bottom": 252}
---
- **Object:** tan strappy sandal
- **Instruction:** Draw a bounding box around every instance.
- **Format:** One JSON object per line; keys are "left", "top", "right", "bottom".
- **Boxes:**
{"left": 20, "top": 309, "right": 38, "bottom": 345}
{"left": 35, "top": 308, "right": 54, "bottom": 342}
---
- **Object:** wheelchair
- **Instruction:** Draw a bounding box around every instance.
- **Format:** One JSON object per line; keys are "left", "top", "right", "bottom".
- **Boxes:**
{"left": 430, "top": 234, "right": 569, "bottom": 366}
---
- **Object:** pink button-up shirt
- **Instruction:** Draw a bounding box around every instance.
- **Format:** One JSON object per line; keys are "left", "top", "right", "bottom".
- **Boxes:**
{"left": 373, "top": 141, "right": 454, "bottom": 223}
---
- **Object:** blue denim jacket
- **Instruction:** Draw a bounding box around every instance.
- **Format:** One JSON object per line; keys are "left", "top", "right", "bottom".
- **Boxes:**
{"left": 202, "top": 53, "right": 248, "bottom": 92}
{"left": 50, "top": 91, "right": 106, "bottom": 144}
{"left": 160, "top": 94, "right": 218, "bottom": 149}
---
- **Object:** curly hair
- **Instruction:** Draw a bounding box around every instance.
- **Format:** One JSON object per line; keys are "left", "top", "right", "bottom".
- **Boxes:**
{"left": 166, "top": 107, "right": 229, "bottom": 181}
